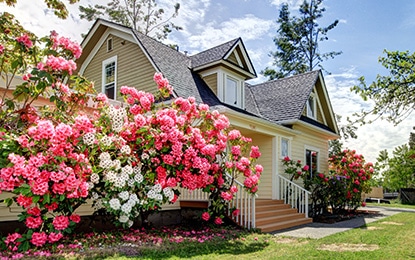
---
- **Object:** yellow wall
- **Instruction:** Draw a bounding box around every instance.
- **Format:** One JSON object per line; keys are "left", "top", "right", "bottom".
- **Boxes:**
{"left": 82, "top": 34, "right": 158, "bottom": 102}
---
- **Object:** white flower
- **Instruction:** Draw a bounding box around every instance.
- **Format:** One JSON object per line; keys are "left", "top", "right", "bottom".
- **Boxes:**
{"left": 109, "top": 198, "right": 121, "bottom": 210}
{"left": 147, "top": 190, "right": 156, "bottom": 199}
{"left": 105, "top": 171, "right": 117, "bottom": 182}
{"left": 100, "top": 135, "right": 112, "bottom": 146}
{"left": 122, "top": 165, "right": 133, "bottom": 175}
{"left": 99, "top": 152, "right": 112, "bottom": 169}
{"left": 119, "top": 215, "right": 129, "bottom": 223}
{"left": 163, "top": 187, "right": 172, "bottom": 197}
{"left": 155, "top": 194, "right": 163, "bottom": 201}
{"left": 83, "top": 132, "right": 95, "bottom": 145}
{"left": 118, "top": 191, "right": 129, "bottom": 201}
{"left": 92, "top": 192, "right": 99, "bottom": 200}
{"left": 94, "top": 199, "right": 104, "bottom": 210}
{"left": 127, "top": 178, "right": 135, "bottom": 187}
{"left": 169, "top": 192, "right": 175, "bottom": 202}
{"left": 129, "top": 194, "right": 138, "bottom": 202}
{"left": 153, "top": 184, "right": 162, "bottom": 193}
{"left": 120, "top": 145, "right": 131, "bottom": 155}
{"left": 148, "top": 148, "right": 156, "bottom": 155}
{"left": 87, "top": 182, "right": 94, "bottom": 189}
{"left": 114, "top": 178, "right": 126, "bottom": 188}
{"left": 112, "top": 159, "right": 121, "bottom": 170}
{"left": 90, "top": 173, "right": 100, "bottom": 184}
{"left": 121, "top": 203, "right": 132, "bottom": 214}
{"left": 141, "top": 153, "right": 149, "bottom": 160}
{"left": 134, "top": 173, "right": 143, "bottom": 183}
{"left": 133, "top": 166, "right": 141, "bottom": 175}
{"left": 127, "top": 220, "right": 134, "bottom": 228}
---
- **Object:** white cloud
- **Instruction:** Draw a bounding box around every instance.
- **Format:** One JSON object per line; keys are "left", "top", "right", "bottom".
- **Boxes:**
{"left": 186, "top": 14, "right": 273, "bottom": 51}
{"left": 269, "top": 0, "right": 303, "bottom": 8}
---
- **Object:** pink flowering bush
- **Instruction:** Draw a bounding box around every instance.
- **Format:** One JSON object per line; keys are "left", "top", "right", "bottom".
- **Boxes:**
{"left": 0, "top": 13, "right": 262, "bottom": 252}
{"left": 282, "top": 149, "right": 374, "bottom": 217}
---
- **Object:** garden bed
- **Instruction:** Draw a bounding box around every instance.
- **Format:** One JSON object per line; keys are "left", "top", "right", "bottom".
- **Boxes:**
{"left": 313, "top": 209, "right": 381, "bottom": 224}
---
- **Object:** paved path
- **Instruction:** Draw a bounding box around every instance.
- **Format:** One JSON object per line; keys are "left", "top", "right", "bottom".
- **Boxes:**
{"left": 271, "top": 206, "right": 415, "bottom": 239}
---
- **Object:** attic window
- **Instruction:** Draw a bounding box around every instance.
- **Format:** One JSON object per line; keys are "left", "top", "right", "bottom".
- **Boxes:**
{"left": 107, "top": 38, "right": 113, "bottom": 52}
{"left": 307, "top": 93, "right": 316, "bottom": 119}
{"left": 225, "top": 77, "right": 238, "bottom": 105}
{"left": 102, "top": 56, "right": 117, "bottom": 100}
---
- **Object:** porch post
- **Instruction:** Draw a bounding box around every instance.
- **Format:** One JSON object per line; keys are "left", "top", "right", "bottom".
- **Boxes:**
{"left": 272, "top": 136, "right": 280, "bottom": 200}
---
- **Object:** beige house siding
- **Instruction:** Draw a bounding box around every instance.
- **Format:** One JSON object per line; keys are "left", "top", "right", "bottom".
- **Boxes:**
{"left": 227, "top": 52, "right": 238, "bottom": 65}
{"left": 202, "top": 73, "right": 218, "bottom": 95}
{"left": 82, "top": 34, "right": 158, "bottom": 102}
{"left": 252, "top": 134, "right": 274, "bottom": 199}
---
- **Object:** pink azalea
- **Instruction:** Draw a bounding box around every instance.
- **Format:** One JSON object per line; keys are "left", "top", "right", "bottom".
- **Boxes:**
{"left": 220, "top": 191, "right": 233, "bottom": 201}
{"left": 53, "top": 215, "right": 69, "bottom": 231}
{"left": 16, "top": 34, "right": 33, "bottom": 48}
{"left": 201, "top": 212, "right": 210, "bottom": 221}
{"left": 31, "top": 232, "right": 48, "bottom": 247}
{"left": 250, "top": 146, "right": 261, "bottom": 158}
{"left": 214, "top": 217, "right": 223, "bottom": 225}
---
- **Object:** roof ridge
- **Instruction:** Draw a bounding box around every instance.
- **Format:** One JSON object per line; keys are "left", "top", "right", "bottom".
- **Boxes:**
{"left": 189, "top": 38, "right": 240, "bottom": 58}
{"left": 250, "top": 70, "right": 320, "bottom": 88}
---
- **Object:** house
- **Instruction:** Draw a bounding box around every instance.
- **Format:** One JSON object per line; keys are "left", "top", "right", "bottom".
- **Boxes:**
{"left": 0, "top": 18, "right": 339, "bottom": 232}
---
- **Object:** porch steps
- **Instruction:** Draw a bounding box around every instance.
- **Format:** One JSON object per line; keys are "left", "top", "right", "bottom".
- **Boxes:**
{"left": 255, "top": 199, "right": 312, "bottom": 233}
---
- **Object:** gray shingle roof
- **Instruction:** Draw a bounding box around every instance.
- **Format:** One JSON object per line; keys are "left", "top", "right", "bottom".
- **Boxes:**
{"left": 189, "top": 38, "right": 240, "bottom": 68}
{"left": 246, "top": 71, "right": 320, "bottom": 122}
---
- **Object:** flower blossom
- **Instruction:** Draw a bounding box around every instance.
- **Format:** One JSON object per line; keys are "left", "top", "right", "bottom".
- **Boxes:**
{"left": 16, "top": 34, "right": 33, "bottom": 48}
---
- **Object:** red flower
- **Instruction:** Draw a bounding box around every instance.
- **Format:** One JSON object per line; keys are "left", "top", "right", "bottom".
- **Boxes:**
{"left": 31, "top": 232, "right": 47, "bottom": 247}
{"left": 69, "top": 214, "right": 81, "bottom": 223}
{"left": 52, "top": 215, "right": 69, "bottom": 231}
{"left": 232, "top": 209, "right": 240, "bottom": 216}
{"left": 214, "top": 217, "right": 223, "bottom": 225}
{"left": 25, "top": 216, "right": 43, "bottom": 229}
{"left": 201, "top": 212, "right": 210, "bottom": 221}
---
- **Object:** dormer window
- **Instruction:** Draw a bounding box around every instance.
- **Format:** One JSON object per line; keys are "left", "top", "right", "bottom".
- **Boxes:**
{"left": 223, "top": 74, "right": 244, "bottom": 108}
{"left": 307, "top": 93, "right": 316, "bottom": 119}
{"left": 225, "top": 76, "right": 238, "bottom": 105}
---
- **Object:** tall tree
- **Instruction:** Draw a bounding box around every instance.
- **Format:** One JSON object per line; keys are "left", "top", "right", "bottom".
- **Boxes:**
{"left": 351, "top": 50, "right": 415, "bottom": 125}
{"left": 263, "top": 0, "right": 341, "bottom": 80}
{"left": 381, "top": 145, "right": 415, "bottom": 191}
{"left": 79, "top": 0, "right": 181, "bottom": 40}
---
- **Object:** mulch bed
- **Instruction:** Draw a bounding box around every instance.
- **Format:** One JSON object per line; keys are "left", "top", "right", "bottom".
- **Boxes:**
{"left": 313, "top": 209, "right": 382, "bottom": 224}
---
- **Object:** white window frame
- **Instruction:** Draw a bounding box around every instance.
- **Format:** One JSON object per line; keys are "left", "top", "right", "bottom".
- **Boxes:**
{"left": 102, "top": 56, "right": 117, "bottom": 100}
{"left": 280, "top": 137, "right": 291, "bottom": 159}
{"left": 107, "top": 37, "right": 113, "bottom": 52}
{"left": 222, "top": 73, "right": 243, "bottom": 108}
{"left": 307, "top": 93, "right": 316, "bottom": 119}
{"left": 304, "top": 145, "right": 320, "bottom": 178}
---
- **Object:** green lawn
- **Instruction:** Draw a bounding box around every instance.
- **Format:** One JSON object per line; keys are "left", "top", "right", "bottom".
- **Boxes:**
{"left": 366, "top": 201, "right": 415, "bottom": 210}
{"left": 106, "top": 211, "right": 415, "bottom": 260}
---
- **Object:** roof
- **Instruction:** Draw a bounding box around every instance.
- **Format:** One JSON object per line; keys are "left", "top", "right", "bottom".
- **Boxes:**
{"left": 189, "top": 38, "right": 240, "bottom": 68}
{"left": 247, "top": 71, "right": 319, "bottom": 122}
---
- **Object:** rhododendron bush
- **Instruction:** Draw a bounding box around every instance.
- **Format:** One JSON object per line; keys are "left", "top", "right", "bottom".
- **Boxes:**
{"left": 282, "top": 149, "right": 373, "bottom": 217}
{"left": 0, "top": 13, "right": 262, "bottom": 252}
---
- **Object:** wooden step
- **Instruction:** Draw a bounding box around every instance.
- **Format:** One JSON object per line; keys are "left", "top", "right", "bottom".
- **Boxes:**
{"left": 179, "top": 200, "right": 208, "bottom": 208}
{"left": 258, "top": 217, "right": 312, "bottom": 233}
{"left": 254, "top": 199, "right": 312, "bottom": 233}
{"left": 256, "top": 213, "right": 306, "bottom": 226}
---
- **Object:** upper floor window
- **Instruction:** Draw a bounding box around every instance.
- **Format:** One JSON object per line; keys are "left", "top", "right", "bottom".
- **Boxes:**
{"left": 307, "top": 93, "right": 316, "bottom": 119}
{"left": 102, "top": 56, "right": 117, "bottom": 100}
{"left": 225, "top": 77, "right": 238, "bottom": 105}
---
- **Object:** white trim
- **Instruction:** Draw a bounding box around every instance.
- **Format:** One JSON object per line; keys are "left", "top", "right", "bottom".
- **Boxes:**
{"left": 272, "top": 136, "right": 278, "bottom": 200}
{"left": 307, "top": 92, "right": 316, "bottom": 119}
{"left": 102, "top": 56, "right": 117, "bottom": 100}
{"left": 279, "top": 136, "right": 292, "bottom": 159}
{"left": 106, "top": 37, "right": 113, "bottom": 52}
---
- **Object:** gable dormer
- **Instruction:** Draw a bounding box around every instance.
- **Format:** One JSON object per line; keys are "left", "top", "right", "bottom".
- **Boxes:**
{"left": 190, "top": 38, "right": 256, "bottom": 109}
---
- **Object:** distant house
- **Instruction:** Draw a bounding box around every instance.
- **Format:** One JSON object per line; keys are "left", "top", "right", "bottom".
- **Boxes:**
{"left": 0, "top": 19, "right": 340, "bottom": 232}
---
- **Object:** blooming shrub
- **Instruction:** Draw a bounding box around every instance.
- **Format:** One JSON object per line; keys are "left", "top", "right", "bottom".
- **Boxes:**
{"left": 0, "top": 12, "right": 262, "bottom": 252}
{"left": 282, "top": 149, "right": 374, "bottom": 217}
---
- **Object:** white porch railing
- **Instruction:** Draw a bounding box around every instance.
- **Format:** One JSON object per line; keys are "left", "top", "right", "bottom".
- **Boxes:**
{"left": 227, "top": 178, "right": 256, "bottom": 230}
{"left": 178, "top": 178, "right": 256, "bottom": 230}
{"left": 276, "top": 175, "right": 311, "bottom": 218}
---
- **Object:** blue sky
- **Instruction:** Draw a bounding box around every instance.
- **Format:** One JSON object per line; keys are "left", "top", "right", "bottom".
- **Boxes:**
{"left": 2, "top": 0, "right": 415, "bottom": 164}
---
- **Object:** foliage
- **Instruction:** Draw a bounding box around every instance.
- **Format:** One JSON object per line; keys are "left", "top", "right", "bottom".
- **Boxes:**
{"left": 0, "top": 0, "right": 79, "bottom": 19}
{"left": 262, "top": 0, "right": 341, "bottom": 80}
{"left": 0, "top": 11, "right": 262, "bottom": 252}
{"left": 351, "top": 50, "right": 415, "bottom": 125}
{"left": 79, "top": 0, "right": 181, "bottom": 40}
{"left": 378, "top": 145, "right": 415, "bottom": 191}
{"left": 282, "top": 149, "right": 374, "bottom": 216}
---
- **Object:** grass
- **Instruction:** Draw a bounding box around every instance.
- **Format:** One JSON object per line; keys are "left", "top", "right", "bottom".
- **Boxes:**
{"left": 366, "top": 201, "right": 415, "bottom": 210}
{"left": 2, "top": 208, "right": 415, "bottom": 259}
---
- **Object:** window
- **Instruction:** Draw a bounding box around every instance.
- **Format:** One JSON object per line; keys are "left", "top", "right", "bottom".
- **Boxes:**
{"left": 102, "top": 56, "right": 117, "bottom": 100}
{"left": 225, "top": 77, "right": 238, "bottom": 105}
{"left": 305, "top": 149, "right": 318, "bottom": 178}
{"left": 307, "top": 94, "right": 316, "bottom": 119}
{"left": 107, "top": 38, "right": 113, "bottom": 52}
{"left": 281, "top": 137, "right": 290, "bottom": 158}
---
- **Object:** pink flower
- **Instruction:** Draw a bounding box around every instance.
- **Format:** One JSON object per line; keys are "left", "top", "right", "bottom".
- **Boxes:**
{"left": 303, "top": 165, "right": 310, "bottom": 171}
{"left": 250, "top": 146, "right": 261, "bottom": 159}
{"left": 201, "top": 212, "right": 210, "bottom": 221}
{"left": 283, "top": 156, "right": 291, "bottom": 162}
{"left": 16, "top": 195, "right": 32, "bottom": 208}
{"left": 16, "top": 34, "right": 33, "bottom": 48}
{"left": 69, "top": 214, "right": 81, "bottom": 223}
{"left": 228, "top": 130, "right": 241, "bottom": 140}
{"left": 230, "top": 185, "right": 238, "bottom": 193}
{"left": 255, "top": 164, "right": 263, "bottom": 174}
{"left": 353, "top": 188, "right": 359, "bottom": 193}
{"left": 96, "top": 93, "right": 108, "bottom": 103}
{"left": 26, "top": 216, "right": 43, "bottom": 229}
{"left": 48, "top": 232, "right": 63, "bottom": 243}
{"left": 53, "top": 215, "right": 69, "bottom": 231}
{"left": 0, "top": 44, "right": 4, "bottom": 54}
{"left": 362, "top": 202, "right": 366, "bottom": 207}
{"left": 31, "top": 232, "right": 48, "bottom": 247}
{"left": 27, "top": 207, "right": 41, "bottom": 216}
{"left": 220, "top": 191, "right": 233, "bottom": 201}
{"left": 214, "top": 217, "right": 223, "bottom": 225}
{"left": 231, "top": 145, "right": 241, "bottom": 156}
{"left": 232, "top": 209, "right": 240, "bottom": 216}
